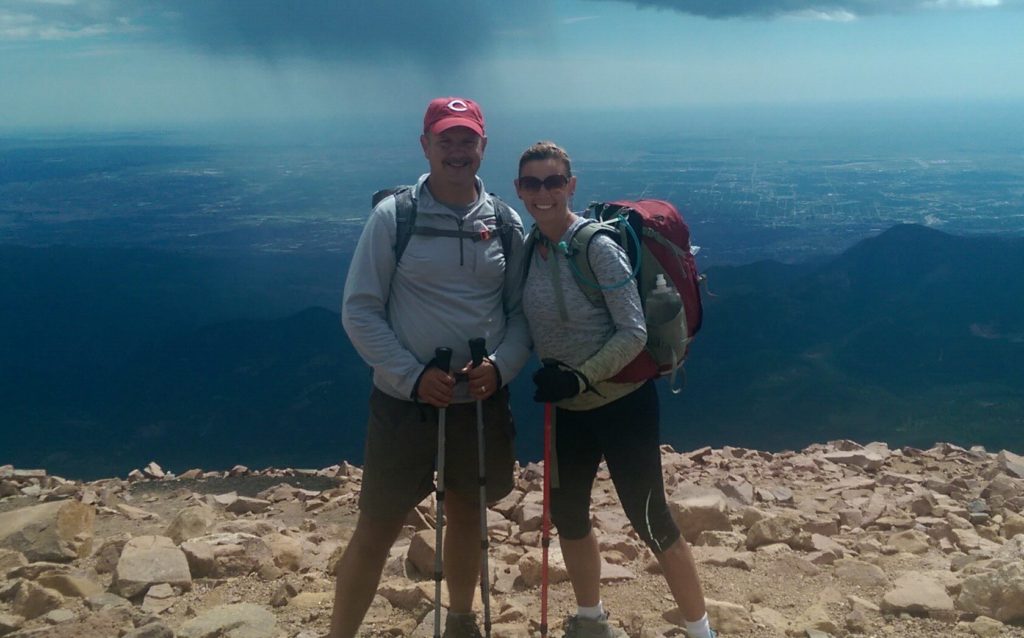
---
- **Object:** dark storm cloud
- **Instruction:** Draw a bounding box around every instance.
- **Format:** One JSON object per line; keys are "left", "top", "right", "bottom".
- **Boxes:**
{"left": 147, "top": 0, "right": 501, "bottom": 64}
{"left": 3, "top": 0, "right": 539, "bottom": 69}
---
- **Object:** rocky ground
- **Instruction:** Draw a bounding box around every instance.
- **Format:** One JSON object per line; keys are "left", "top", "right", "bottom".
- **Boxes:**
{"left": 2, "top": 440, "right": 1024, "bottom": 638}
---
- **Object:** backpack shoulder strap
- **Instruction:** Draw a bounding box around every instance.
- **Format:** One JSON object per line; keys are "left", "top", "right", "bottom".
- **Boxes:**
{"left": 488, "top": 193, "right": 519, "bottom": 259}
{"left": 372, "top": 186, "right": 417, "bottom": 264}
{"left": 566, "top": 220, "right": 617, "bottom": 307}
{"left": 522, "top": 225, "right": 542, "bottom": 281}
{"left": 383, "top": 187, "right": 518, "bottom": 265}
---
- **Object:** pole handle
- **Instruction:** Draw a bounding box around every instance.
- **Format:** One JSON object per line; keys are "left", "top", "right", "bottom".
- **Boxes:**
{"left": 469, "top": 337, "right": 487, "bottom": 368}
{"left": 434, "top": 347, "right": 453, "bottom": 374}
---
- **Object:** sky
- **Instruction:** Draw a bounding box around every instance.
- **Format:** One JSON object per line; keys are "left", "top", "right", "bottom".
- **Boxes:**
{"left": 1, "top": 0, "right": 1023, "bottom": 130}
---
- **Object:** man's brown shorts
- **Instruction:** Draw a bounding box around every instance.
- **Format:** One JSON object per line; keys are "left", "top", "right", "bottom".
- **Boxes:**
{"left": 358, "top": 387, "right": 516, "bottom": 520}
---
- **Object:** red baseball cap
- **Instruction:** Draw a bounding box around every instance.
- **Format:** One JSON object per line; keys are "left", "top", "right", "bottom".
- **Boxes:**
{"left": 423, "top": 97, "right": 485, "bottom": 137}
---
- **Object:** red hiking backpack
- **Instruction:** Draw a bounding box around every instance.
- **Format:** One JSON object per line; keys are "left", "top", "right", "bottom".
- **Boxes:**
{"left": 562, "top": 200, "right": 704, "bottom": 392}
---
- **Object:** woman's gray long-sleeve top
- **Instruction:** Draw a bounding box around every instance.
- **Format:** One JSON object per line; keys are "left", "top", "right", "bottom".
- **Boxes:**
{"left": 523, "top": 216, "right": 647, "bottom": 410}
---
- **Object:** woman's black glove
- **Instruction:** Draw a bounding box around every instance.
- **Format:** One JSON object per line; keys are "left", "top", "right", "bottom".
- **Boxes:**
{"left": 532, "top": 365, "right": 583, "bottom": 403}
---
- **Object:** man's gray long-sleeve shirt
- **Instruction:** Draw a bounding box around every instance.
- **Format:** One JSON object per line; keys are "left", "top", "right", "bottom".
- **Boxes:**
{"left": 342, "top": 174, "right": 531, "bottom": 403}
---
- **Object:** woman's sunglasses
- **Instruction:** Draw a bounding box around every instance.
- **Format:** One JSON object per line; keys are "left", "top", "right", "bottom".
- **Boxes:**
{"left": 517, "top": 174, "right": 569, "bottom": 192}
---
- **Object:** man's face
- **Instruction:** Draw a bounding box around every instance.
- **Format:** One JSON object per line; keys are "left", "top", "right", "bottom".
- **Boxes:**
{"left": 420, "top": 126, "right": 487, "bottom": 189}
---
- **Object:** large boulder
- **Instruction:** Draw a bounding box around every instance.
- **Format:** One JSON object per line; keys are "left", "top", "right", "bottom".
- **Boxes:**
{"left": 746, "top": 515, "right": 803, "bottom": 550}
{"left": 517, "top": 547, "right": 569, "bottom": 588}
{"left": 142, "top": 583, "right": 177, "bottom": 615}
{"left": 264, "top": 533, "right": 304, "bottom": 572}
{"left": 991, "top": 534, "right": 1024, "bottom": 565}
{"left": 666, "top": 599, "right": 753, "bottom": 634}
{"left": 513, "top": 493, "right": 543, "bottom": 533}
{"left": 225, "top": 496, "right": 272, "bottom": 515}
{"left": 880, "top": 572, "right": 954, "bottom": 617}
{"left": 0, "top": 549, "right": 27, "bottom": 573}
{"left": 180, "top": 532, "right": 274, "bottom": 578}
{"left": 981, "top": 475, "right": 1024, "bottom": 501}
{"left": 887, "top": 529, "right": 931, "bottom": 554}
{"left": 823, "top": 451, "right": 884, "bottom": 471}
{"left": 791, "top": 602, "right": 841, "bottom": 635}
{"left": 834, "top": 559, "right": 888, "bottom": 588}
{"left": 997, "top": 450, "right": 1024, "bottom": 479}
{"left": 378, "top": 581, "right": 430, "bottom": 612}
{"left": 11, "top": 580, "right": 64, "bottom": 620}
{"left": 668, "top": 494, "right": 732, "bottom": 543}
{"left": 176, "top": 603, "right": 277, "bottom": 638}
{"left": 114, "top": 535, "right": 192, "bottom": 598}
{"left": 164, "top": 505, "right": 217, "bottom": 545}
{"left": 0, "top": 612, "right": 25, "bottom": 635}
{"left": 0, "top": 501, "right": 95, "bottom": 562}
{"left": 599, "top": 560, "right": 635, "bottom": 583}
{"left": 92, "top": 534, "right": 131, "bottom": 574}
{"left": 180, "top": 539, "right": 217, "bottom": 578}
{"left": 956, "top": 562, "right": 1024, "bottom": 623}
{"left": 36, "top": 571, "right": 105, "bottom": 598}
{"left": 1003, "top": 513, "right": 1024, "bottom": 539}
{"left": 213, "top": 519, "right": 281, "bottom": 537}
{"left": 407, "top": 530, "right": 437, "bottom": 579}
{"left": 125, "top": 623, "right": 175, "bottom": 638}
{"left": 591, "top": 509, "right": 631, "bottom": 535}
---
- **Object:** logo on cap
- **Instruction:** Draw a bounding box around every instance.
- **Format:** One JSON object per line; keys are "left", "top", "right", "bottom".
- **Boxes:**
{"left": 424, "top": 96, "right": 485, "bottom": 136}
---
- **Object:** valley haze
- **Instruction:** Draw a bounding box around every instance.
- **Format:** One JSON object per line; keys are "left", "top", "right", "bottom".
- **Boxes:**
{"left": 1, "top": 103, "right": 1023, "bottom": 479}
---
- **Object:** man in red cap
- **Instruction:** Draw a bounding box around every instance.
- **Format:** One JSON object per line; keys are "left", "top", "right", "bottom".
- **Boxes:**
{"left": 333, "top": 98, "right": 530, "bottom": 638}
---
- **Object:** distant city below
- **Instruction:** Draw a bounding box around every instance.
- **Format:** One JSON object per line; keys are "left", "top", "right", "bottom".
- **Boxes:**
{"left": 2, "top": 105, "right": 1022, "bottom": 266}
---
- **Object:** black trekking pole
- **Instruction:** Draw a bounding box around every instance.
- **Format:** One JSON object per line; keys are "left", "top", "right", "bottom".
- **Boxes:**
{"left": 468, "top": 337, "right": 492, "bottom": 638}
{"left": 432, "top": 347, "right": 453, "bottom": 638}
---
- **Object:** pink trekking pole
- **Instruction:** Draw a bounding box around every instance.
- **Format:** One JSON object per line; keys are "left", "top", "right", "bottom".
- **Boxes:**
{"left": 540, "top": 400, "right": 553, "bottom": 637}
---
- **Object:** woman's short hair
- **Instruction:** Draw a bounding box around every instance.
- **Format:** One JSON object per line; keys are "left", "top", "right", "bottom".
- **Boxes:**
{"left": 518, "top": 141, "right": 572, "bottom": 177}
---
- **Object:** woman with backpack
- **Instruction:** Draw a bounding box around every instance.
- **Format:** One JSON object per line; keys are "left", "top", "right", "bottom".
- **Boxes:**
{"left": 516, "top": 141, "right": 715, "bottom": 638}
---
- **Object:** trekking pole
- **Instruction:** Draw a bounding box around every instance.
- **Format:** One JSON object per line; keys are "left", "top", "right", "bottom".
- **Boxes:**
{"left": 468, "top": 337, "right": 492, "bottom": 638}
{"left": 432, "top": 347, "right": 453, "bottom": 638}
{"left": 540, "top": 398, "right": 554, "bottom": 638}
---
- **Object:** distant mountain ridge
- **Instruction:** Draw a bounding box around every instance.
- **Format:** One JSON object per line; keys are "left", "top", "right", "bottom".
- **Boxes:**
{"left": 682, "top": 223, "right": 1024, "bottom": 452}
{"left": 1, "top": 224, "right": 1022, "bottom": 478}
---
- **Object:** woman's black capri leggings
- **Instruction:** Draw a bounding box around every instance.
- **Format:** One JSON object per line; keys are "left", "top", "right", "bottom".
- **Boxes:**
{"left": 550, "top": 380, "right": 681, "bottom": 553}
